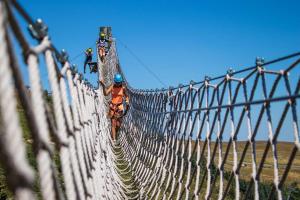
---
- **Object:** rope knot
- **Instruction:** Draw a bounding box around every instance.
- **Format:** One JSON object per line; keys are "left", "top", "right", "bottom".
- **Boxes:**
{"left": 255, "top": 57, "right": 265, "bottom": 66}
{"left": 28, "top": 18, "right": 48, "bottom": 41}
{"left": 56, "top": 49, "right": 69, "bottom": 64}
{"left": 189, "top": 80, "right": 195, "bottom": 89}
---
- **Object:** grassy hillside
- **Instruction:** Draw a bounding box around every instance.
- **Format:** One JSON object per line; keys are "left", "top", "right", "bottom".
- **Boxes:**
{"left": 158, "top": 140, "right": 300, "bottom": 199}
{"left": 0, "top": 105, "right": 38, "bottom": 199}
{"left": 197, "top": 140, "right": 300, "bottom": 185}
{"left": 0, "top": 91, "right": 52, "bottom": 199}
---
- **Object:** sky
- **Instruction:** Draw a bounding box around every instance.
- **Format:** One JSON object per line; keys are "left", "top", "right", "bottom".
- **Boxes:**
{"left": 17, "top": 0, "right": 300, "bottom": 90}
{"left": 6, "top": 0, "right": 299, "bottom": 142}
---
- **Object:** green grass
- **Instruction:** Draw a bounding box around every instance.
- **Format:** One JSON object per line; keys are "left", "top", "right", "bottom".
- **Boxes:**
{"left": 0, "top": 107, "right": 41, "bottom": 199}
{"left": 113, "top": 144, "right": 139, "bottom": 199}
{"left": 198, "top": 141, "right": 300, "bottom": 185}
{"left": 0, "top": 91, "right": 58, "bottom": 199}
{"left": 123, "top": 139, "right": 300, "bottom": 199}
{"left": 0, "top": 167, "right": 12, "bottom": 200}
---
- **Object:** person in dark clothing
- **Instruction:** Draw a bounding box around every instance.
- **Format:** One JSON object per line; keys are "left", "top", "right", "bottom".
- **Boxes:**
{"left": 97, "top": 33, "right": 107, "bottom": 62}
{"left": 83, "top": 48, "right": 93, "bottom": 73}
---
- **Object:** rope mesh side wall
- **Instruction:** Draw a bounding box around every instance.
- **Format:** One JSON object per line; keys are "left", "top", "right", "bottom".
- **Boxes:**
{"left": 0, "top": 2, "right": 35, "bottom": 199}
{"left": 86, "top": 31, "right": 300, "bottom": 200}
{"left": 0, "top": 1, "right": 124, "bottom": 199}
{"left": 97, "top": 31, "right": 299, "bottom": 199}
{"left": 106, "top": 40, "right": 300, "bottom": 199}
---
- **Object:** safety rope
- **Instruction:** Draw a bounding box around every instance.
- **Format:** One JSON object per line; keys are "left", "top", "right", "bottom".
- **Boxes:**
{"left": 0, "top": 1, "right": 300, "bottom": 200}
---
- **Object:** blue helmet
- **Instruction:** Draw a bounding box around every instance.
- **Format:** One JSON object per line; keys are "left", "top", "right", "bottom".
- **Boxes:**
{"left": 114, "top": 73, "right": 123, "bottom": 84}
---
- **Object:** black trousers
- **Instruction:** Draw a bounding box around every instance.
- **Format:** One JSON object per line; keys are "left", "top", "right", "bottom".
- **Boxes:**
{"left": 84, "top": 55, "right": 92, "bottom": 73}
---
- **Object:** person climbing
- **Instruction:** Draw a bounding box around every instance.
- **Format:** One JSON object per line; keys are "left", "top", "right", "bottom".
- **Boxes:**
{"left": 99, "top": 73, "right": 129, "bottom": 142}
{"left": 83, "top": 48, "right": 93, "bottom": 74}
{"left": 97, "top": 33, "right": 107, "bottom": 62}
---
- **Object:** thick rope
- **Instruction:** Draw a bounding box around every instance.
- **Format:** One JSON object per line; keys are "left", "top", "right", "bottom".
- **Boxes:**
{"left": 0, "top": 2, "right": 35, "bottom": 199}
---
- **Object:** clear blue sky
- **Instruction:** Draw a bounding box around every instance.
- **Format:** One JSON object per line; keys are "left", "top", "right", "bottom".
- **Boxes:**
{"left": 13, "top": 0, "right": 299, "bottom": 142}
{"left": 19, "top": 0, "right": 300, "bottom": 89}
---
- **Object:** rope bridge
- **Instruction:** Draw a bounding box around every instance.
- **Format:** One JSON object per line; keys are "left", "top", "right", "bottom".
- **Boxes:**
{"left": 0, "top": 1, "right": 300, "bottom": 200}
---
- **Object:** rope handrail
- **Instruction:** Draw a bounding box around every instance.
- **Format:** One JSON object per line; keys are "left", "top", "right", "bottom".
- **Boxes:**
{"left": 128, "top": 51, "right": 300, "bottom": 93}
{"left": 130, "top": 93, "right": 300, "bottom": 115}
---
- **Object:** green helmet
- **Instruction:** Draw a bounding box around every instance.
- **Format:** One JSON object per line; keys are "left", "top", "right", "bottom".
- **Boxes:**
{"left": 100, "top": 33, "right": 105, "bottom": 38}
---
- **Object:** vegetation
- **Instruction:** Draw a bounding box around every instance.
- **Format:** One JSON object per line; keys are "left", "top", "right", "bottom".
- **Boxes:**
{"left": 0, "top": 90, "right": 299, "bottom": 199}
{"left": 158, "top": 140, "right": 300, "bottom": 199}
{"left": 113, "top": 144, "right": 140, "bottom": 199}
{"left": 0, "top": 90, "right": 55, "bottom": 199}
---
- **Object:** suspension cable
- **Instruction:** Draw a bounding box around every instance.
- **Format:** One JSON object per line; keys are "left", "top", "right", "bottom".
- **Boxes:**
{"left": 70, "top": 39, "right": 97, "bottom": 62}
{"left": 116, "top": 37, "right": 167, "bottom": 87}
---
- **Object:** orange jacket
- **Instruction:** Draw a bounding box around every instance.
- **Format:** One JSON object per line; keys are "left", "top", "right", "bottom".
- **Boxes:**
{"left": 111, "top": 85, "right": 125, "bottom": 105}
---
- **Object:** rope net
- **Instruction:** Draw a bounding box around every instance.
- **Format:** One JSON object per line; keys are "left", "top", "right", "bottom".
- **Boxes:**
{"left": 0, "top": 1, "right": 126, "bottom": 199}
{"left": 0, "top": 1, "right": 300, "bottom": 200}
